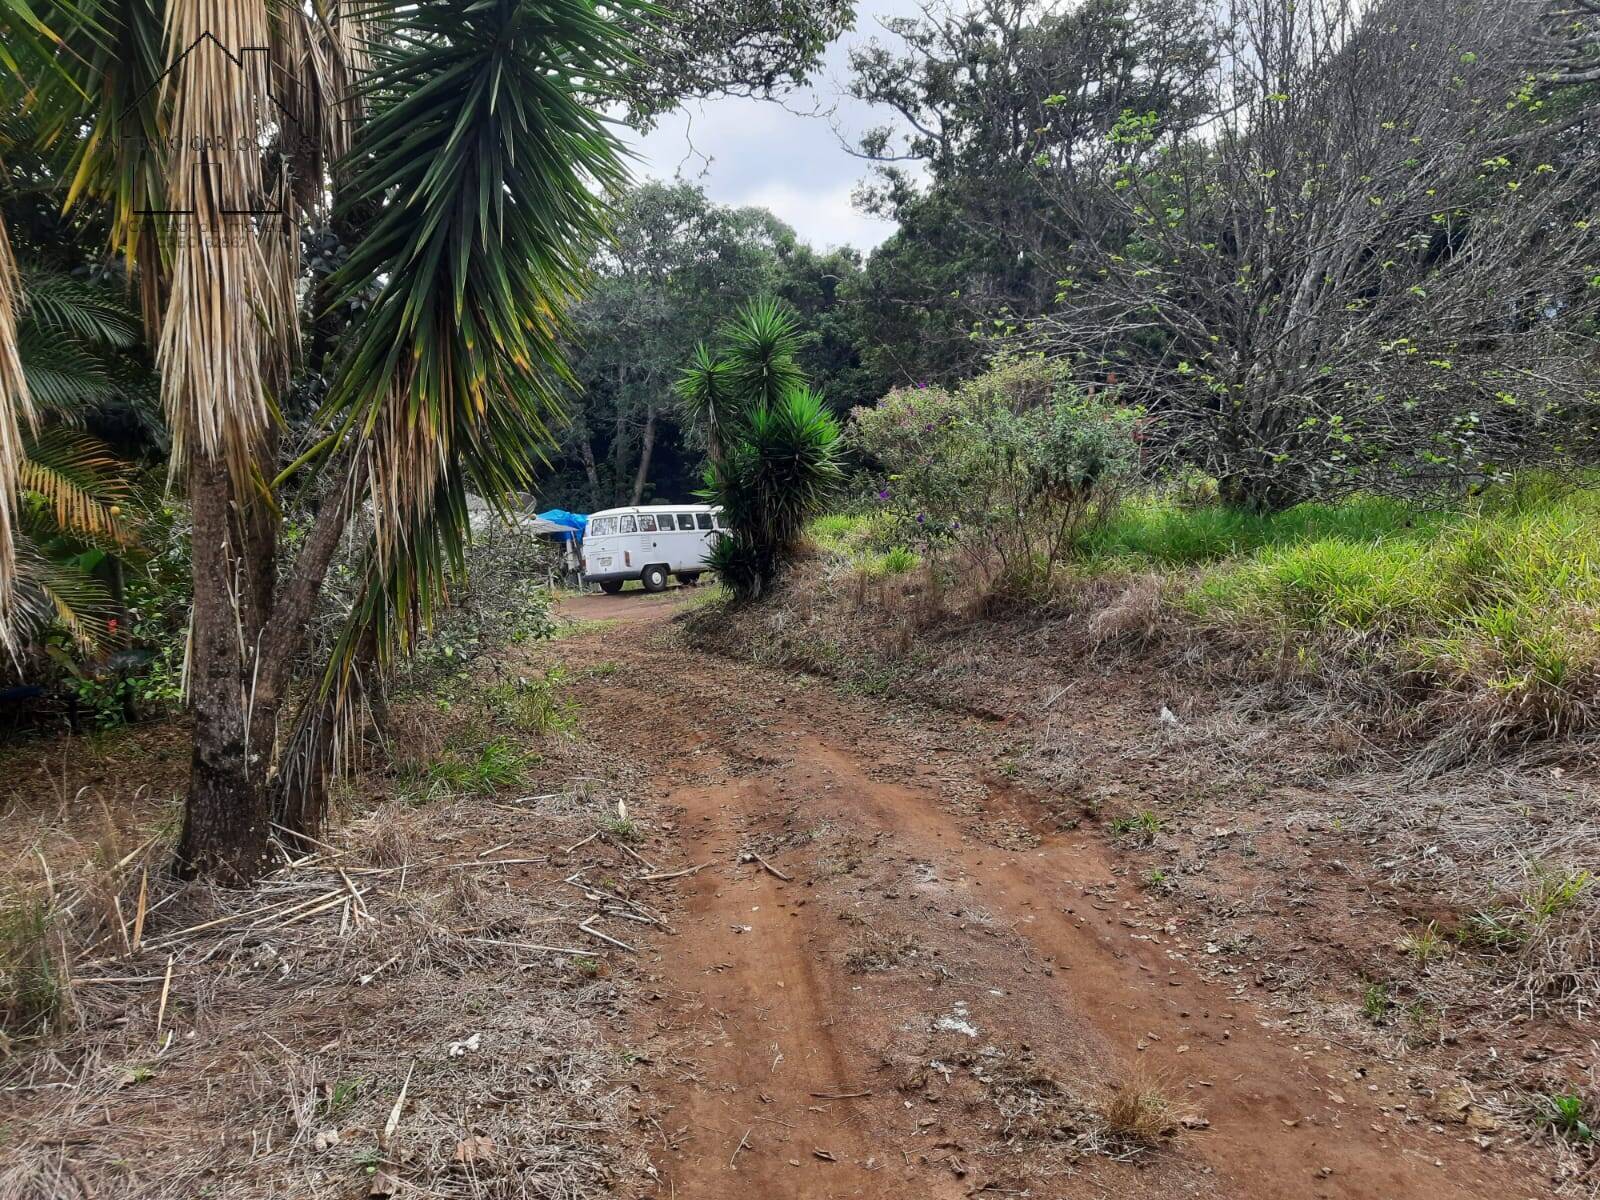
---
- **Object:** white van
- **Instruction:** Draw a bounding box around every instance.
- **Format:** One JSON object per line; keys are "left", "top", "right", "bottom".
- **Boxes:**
{"left": 581, "top": 504, "right": 726, "bottom": 594}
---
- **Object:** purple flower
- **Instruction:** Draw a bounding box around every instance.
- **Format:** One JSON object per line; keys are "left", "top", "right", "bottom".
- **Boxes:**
{"left": 877, "top": 488, "right": 891, "bottom": 501}
{"left": 916, "top": 513, "right": 926, "bottom": 524}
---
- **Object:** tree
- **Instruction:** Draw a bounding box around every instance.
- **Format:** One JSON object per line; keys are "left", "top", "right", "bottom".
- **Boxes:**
{"left": 678, "top": 299, "right": 843, "bottom": 598}
{"left": 559, "top": 183, "right": 789, "bottom": 509}
{"left": 844, "top": 0, "right": 1214, "bottom": 395}
{"left": 1025, "top": 0, "right": 1600, "bottom": 509}
{"left": 550, "top": 182, "right": 867, "bottom": 510}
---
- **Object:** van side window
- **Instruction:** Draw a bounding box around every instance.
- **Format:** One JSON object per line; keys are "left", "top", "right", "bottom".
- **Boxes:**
{"left": 591, "top": 517, "right": 612, "bottom": 536}
{"left": 637, "top": 514, "right": 657, "bottom": 532}
{"left": 619, "top": 515, "right": 637, "bottom": 533}
{"left": 712, "top": 514, "right": 726, "bottom": 531}
{"left": 695, "top": 513, "right": 713, "bottom": 530}
{"left": 671, "top": 514, "right": 690, "bottom": 530}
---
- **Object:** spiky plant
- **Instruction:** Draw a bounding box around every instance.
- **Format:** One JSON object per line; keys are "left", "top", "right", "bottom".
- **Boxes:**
{"left": 691, "top": 302, "right": 842, "bottom": 600}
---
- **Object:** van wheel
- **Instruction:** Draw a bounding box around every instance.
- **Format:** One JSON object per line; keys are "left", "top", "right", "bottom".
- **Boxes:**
{"left": 641, "top": 564, "right": 669, "bottom": 593}
{"left": 676, "top": 572, "right": 701, "bottom": 586}
{"left": 598, "top": 579, "right": 624, "bottom": 595}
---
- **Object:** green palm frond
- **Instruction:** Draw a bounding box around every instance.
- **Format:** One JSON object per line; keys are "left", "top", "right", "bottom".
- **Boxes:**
{"left": 33, "top": 0, "right": 167, "bottom": 326}
{"left": 673, "top": 340, "right": 735, "bottom": 461}
{"left": 21, "top": 271, "right": 140, "bottom": 348}
{"left": 17, "top": 333, "right": 120, "bottom": 416}
{"left": 13, "top": 525, "right": 115, "bottom": 649}
{"left": 318, "top": 0, "right": 642, "bottom": 672}
{"left": 20, "top": 426, "right": 129, "bottom": 543}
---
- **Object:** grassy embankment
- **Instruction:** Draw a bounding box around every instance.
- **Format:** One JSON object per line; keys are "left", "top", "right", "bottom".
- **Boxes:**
{"left": 811, "top": 475, "right": 1600, "bottom": 740}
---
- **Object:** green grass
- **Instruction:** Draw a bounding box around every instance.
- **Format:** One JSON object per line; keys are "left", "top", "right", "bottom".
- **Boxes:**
{"left": 1080, "top": 475, "right": 1600, "bottom": 734}
{"left": 485, "top": 668, "right": 577, "bottom": 736}
{"left": 1084, "top": 493, "right": 1439, "bottom": 568}
{"left": 1, "top": 893, "right": 65, "bottom": 1038}
{"left": 400, "top": 734, "right": 531, "bottom": 803}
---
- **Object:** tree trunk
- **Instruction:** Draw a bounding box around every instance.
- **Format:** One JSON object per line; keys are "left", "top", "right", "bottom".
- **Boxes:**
{"left": 176, "top": 452, "right": 271, "bottom": 882}
{"left": 630, "top": 404, "right": 657, "bottom": 505}
{"left": 578, "top": 429, "right": 600, "bottom": 496}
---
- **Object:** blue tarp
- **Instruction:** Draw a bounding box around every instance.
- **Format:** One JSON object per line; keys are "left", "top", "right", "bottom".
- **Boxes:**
{"left": 537, "top": 509, "right": 588, "bottom": 541}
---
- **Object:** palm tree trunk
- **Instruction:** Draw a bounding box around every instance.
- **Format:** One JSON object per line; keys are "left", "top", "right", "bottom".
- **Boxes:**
{"left": 176, "top": 451, "right": 271, "bottom": 881}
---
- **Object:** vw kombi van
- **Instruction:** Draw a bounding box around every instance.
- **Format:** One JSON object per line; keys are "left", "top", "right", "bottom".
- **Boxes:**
{"left": 581, "top": 504, "right": 725, "bottom": 594}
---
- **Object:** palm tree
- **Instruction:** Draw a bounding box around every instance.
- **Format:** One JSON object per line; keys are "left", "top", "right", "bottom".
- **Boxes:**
{"left": 3, "top": 0, "right": 642, "bottom": 879}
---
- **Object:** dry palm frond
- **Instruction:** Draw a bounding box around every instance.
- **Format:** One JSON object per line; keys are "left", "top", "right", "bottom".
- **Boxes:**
{"left": 19, "top": 428, "right": 130, "bottom": 545}
{"left": 156, "top": 0, "right": 292, "bottom": 482}
{"left": 0, "top": 216, "right": 37, "bottom": 656}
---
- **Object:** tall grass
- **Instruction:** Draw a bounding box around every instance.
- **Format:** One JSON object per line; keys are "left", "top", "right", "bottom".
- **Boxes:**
{"left": 1160, "top": 479, "right": 1600, "bottom": 736}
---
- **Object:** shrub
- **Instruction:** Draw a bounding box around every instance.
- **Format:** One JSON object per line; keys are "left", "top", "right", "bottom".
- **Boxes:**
{"left": 851, "top": 357, "right": 1139, "bottom": 600}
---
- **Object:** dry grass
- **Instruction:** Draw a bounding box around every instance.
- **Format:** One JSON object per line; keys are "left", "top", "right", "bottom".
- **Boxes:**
{"left": 0, "top": 688, "right": 655, "bottom": 1199}
{"left": 1095, "top": 1069, "right": 1181, "bottom": 1147}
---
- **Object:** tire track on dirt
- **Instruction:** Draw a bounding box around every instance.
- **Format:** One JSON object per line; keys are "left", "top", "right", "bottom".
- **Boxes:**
{"left": 554, "top": 592, "right": 1555, "bottom": 1200}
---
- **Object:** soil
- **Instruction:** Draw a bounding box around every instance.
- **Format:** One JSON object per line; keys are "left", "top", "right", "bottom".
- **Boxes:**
{"left": 545, "top": 589, "right": 1569, "bottom": 1200}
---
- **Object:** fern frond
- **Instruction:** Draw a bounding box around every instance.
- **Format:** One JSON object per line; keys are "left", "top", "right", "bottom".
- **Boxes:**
{"left": 19, "top": 427, "right": 130, "bottom": 543}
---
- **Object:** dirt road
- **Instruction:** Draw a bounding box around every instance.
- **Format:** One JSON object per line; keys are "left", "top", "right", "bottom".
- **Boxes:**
{"left": 554, "top": 591, "right": 1556, "bottom": 1200}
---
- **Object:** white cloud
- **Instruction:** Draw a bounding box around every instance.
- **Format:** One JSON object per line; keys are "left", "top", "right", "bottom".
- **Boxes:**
{"left": 618, "top": 0, "right": 928, "bottom": 252}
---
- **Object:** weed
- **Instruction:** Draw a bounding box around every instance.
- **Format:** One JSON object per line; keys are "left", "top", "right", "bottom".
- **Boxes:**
{"left": 1361, "top": 982, "right": 1394, "bottom": 1023}
{"left": 1524, "top": 865, "right": 1594, "bottom": 920}
{"left": 1531, "top": 1092, "right": 1594, "bottom": 1143}
{"left": 485, "top": 668, "right": 577, "bottom": 736}
{"left": 320, "top": 1077, "right": 364, "bottom": 1118}
{"left": 1458, "top": 909, "right": 1522, "bottom": 952}
{"left": 1096, "top": 1071, "right": 1179, "bottom": 1146}
{"left": 572, "top": 956, "right": 602, "bottom": 979}
{"left": 1144, "top": 868, "right": 1174, "bottom": 892}
{"left": 1398, "top": 922, "right": 1448, "bottom": 965}
{"left": 0, "top": 892, "right": 67, "bottom": 1038}
{"left": 601, "top": 816, "right": 639, "bottom": 844}
{"left": 400, "top": 735, "right": 530, "bottom": 803}
{"left": 1109, "top": 811, "right": 1163, "bottom": 845}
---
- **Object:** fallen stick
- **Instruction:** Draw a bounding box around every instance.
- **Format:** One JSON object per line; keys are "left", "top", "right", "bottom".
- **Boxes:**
{"left": 71, "top": 974, "right": 167, "bottom": 985}
{"left": 638, "top": 863, "right": 710, "bottom": 882}
{"left": 606, "top": 836, "right": 657, "bottom": 873}
{"left": 809, "top": 1090, "right": 872, "bottom": 1100}
{"left": 270, "top": 821, "right": 346, "bottom": 857}
{"left": 275, "top": 887, "right": 368, "bottom": 929}
{"left": 446, "top": 857, "right": 550, "bottom": 870}
{"left": 476, "top": 840, "right": 516, "bottom": 859}
{"left": 578, "top": 919, "right": 637, "bottom": 953}
{"left": 747, "top": 851, "right": 792, "bottom": 882}
{"left": 153, "top": 954, "right": 174, "bottom": 1043}
{"left": 467, "top": 936, "right": 593, "bottom": 956}
{"left": 338, "top": 868, "right": 371, "bottom": 923}
{"left": 563, "top": 831, "right": 601, "bottom": 855}
{"left": 729, "top": 1127, "right": 752, "bottom": 1169}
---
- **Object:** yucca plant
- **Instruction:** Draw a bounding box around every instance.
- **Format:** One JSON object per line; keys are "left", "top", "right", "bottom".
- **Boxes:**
{"left": 688, "top": 300, "right": 842, "bottom": 600}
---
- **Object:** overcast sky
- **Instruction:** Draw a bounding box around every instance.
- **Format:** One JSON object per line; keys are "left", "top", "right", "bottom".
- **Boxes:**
{"left": 619, "top": 0, "right": 929, "bottom": 253}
